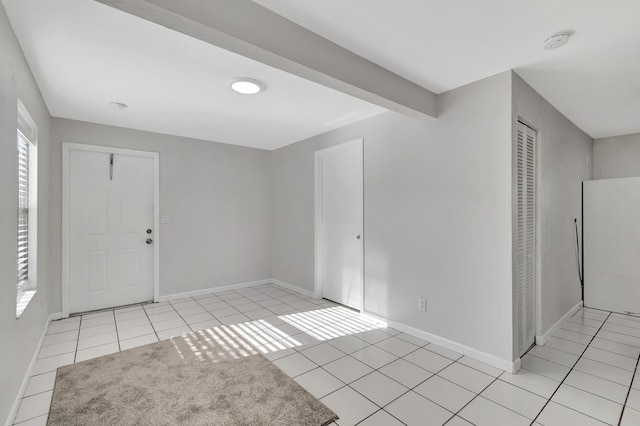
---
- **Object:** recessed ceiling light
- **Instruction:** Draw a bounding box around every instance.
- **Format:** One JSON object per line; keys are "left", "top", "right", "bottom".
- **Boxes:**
{"left": 543, "top": 32, "right": 570, "bottom": 50}
{"left": 109, "top": 101, "right": 128, "bottom": 110}
{"left": 230, "top": 78, "right": 265, "bottom": 95}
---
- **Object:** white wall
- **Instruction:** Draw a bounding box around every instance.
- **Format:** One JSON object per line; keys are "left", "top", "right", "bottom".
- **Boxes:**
{"left": 0, "top": 5, "right": 54, "bottom": 423}
{"left": 273, "top": 72, "right": 515, "bottom": 365}
{"left": 593, "top": 133, "right": 640, "bottom": 179}
{"left": 511, "top": 72, "right": 593, "bottom": 351}
{"left": 50, "top": 118, "right": 273, "bottom": 306}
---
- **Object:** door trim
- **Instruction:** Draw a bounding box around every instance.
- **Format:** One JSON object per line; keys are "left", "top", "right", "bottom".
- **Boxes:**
{"left": 314, "top": 138, "right": 364, "bottom": 311}
{"left": 62, "top": 143, "right": 160, "bottom": 317}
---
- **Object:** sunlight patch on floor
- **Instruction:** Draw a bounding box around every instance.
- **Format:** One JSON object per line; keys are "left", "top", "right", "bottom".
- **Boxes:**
{"left": 174, "top": 305, "right": 387, "bottom": 362}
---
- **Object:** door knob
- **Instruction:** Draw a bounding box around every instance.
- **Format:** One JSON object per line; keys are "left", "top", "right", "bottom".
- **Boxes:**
{"left": 146, "top": 239, "right": 153, "bottom": 244}
{"left": 146, "top": 228, "right": 152, "bottom": 234}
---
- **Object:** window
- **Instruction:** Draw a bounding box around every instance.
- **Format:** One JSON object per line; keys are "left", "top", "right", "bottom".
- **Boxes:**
{"left": 16, "top": 100, "right": 38, "bottom": 318}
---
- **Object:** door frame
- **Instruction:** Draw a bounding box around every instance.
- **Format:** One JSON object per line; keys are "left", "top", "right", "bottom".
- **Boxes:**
{"left": 61, "top": 142, "right": 160, "bottom": 317}
{"left": 314, "top": 138, "right": 364, "bottom": 311}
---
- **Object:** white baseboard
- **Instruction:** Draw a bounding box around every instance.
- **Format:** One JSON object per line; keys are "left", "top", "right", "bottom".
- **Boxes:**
{"left": 5, "top": 312, "right": 62, "bottom": 426}
{"left": 272, "top": 279, "right": 316, "bottom": 299}
{"left": 536, "top": 300, "right": 584, "bottom": 346}
{"left": 361, "top": 311, "right": 519, "bottom": 373}
{"left": 155, "top": 279, "right": 273, "bottom": 302}
{"left": 513, "top": 357, "right": 522, "bottom": 374}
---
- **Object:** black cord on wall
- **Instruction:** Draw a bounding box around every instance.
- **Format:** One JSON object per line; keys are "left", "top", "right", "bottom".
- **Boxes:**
{"left": 574, "top": 217, "right": 584, "bottom": 301}
{"left": 581, "top": 181, "right": 585, "bottom": 302}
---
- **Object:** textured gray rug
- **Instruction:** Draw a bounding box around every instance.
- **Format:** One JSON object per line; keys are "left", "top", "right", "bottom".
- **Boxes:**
{"left": 48, "top": 329, "right": 338, "bottom": 425}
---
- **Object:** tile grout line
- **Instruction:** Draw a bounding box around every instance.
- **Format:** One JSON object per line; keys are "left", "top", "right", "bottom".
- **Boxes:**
{"left": 597, "top": 324, "right": 640, "bottom": 340}
{"left": 549, "top": 334, "right": 597, "bottom": 347}
{"left": 112, "top": 310, "right": 121, "bottom": 352}
{"left": 566, "top": 316, "right": 606, "bottom": 325}
{"left": 167, "top": 298, "right": 196, "bottom": 334}
{"left": 526, "top": 343, "right": 587, "bottom": 360}
{"left": 13, "top": 414, "right": 48, "bottom": 426}
{"left": 593, "top": 333, "right": 640, "bottom": 348}
{"left": 581, "top": 306, "right": 615, "bottom": 316}
{"left": 577, "top": 353, "right": 638, "bottom": 374}
{"left": 493, "top": 368, "right": 559, "bottom": 402}
{"left": 558, "top": 325, "right": 602, "bottom": 337}
{"left": 75, "top": 317, "right": 120, "bottom": 351}
{"left": 141, "top": 303, "right": 161, "bottom": 342}
{"left": 550, "top": 331, "right": 640, "bottom": 363}
{"left": 522, "top": 346, "right": 638, "bottom": 377}
{"left": 617, "top": 348, "right": 640, "bottom": 425}
{"left": 601, "top": 322, "right": 640, "bottom": 335}
{"left": 545, "top": 321, "right": 640, "bottom": 356}
{"left": 114, "top": 309, "right": 154, "bottom": 340}
{"left": 190, "top": 294, "right": 228, "bottom": 328}
{"left": 547, "top": 336, "right": 639, "bottom": 362}
{"left": 530, "top": 311, "right": 613, "bottom": 425}
{"left": 73, "top": 315, "right": 82, "bottom": 364}
{"left": 536, "top": 368, "right": 634, "bottom": 406}
{"left": 447, "top": 375, "right": 502, "bottom": 424}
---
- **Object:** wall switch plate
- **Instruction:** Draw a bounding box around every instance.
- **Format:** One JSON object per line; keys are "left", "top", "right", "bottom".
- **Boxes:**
{"left": 418, "top": 298, "right": 426, "bottom": 312}
{"left": 160, "top": 215, "right": 171, "bottom": 224}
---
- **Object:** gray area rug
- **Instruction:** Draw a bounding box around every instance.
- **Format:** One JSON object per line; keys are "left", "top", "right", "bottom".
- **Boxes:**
{"left": 48, "top": 329, "right": 338, "bottom": 425}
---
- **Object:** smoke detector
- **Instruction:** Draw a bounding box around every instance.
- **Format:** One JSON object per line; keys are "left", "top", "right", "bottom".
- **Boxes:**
{"left": 109, "top": 101, "right": 128, "bottom": 110}
{"left": 543, "top": 32, "right": 570, "bottom": 50}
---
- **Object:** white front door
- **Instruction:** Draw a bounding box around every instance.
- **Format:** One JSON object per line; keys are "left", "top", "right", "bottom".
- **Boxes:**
{"left": 67, "top": 146, "right": 156, "bottom": 313}
{"left": 316, "top": 140, "right": 363, "bottom": 310}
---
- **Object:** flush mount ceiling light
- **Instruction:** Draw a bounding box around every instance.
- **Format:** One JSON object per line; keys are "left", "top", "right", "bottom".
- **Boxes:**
{"left": 109, "top": 101, "right": 128, "bottom": 110}
{"left": 230, "top": 78, "right": 265, "bottom": 95}
{"left": 543, "top": 32, "right": 570, "bottom": 50}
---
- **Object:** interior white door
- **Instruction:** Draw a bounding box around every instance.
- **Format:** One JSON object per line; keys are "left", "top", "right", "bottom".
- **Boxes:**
{"left": 515, "top": 121, "right": 536, "bottom": 356}
{"left": 584, "top": 177, "right": 640, "bottom": 314}
{"left": 317, "top": 141, "right": 363, "bottom": 310}
{"left": 69, "top": 149, "right": 155, "bottom": 313}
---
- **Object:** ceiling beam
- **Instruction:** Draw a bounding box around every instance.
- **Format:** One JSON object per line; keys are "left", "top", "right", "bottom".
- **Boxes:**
{"left": 96, "top": 0, "right": 437, "bottom": 120}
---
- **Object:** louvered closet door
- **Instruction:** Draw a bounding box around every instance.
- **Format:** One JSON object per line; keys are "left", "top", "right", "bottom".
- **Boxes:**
{"left": 516, "top": 121, "right": 536, "bottom": 357}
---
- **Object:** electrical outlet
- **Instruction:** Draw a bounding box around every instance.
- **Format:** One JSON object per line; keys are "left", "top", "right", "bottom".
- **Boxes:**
{"left": 418, "top": 298, "right": 426, "bottom": 312}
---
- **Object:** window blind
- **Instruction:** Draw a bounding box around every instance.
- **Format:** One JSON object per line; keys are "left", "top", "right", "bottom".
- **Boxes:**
{"left": 17, "top": 129, "right": 30, "bottom": 289}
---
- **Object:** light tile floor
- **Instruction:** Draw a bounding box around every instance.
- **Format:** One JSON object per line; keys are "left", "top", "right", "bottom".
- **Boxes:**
{"left": 12, "top": 284, "right": 640, "bottom": 425}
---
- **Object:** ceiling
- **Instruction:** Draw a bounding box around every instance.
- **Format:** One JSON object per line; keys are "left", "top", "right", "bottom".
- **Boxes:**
{"left": 3, "top": 0, "right": 639, "bottom": 148}
{"left": 1, "top": 0, "right": 386, "bottom": 150}
{"left": 254, "top": 0, "right": 640, "bottom": 139}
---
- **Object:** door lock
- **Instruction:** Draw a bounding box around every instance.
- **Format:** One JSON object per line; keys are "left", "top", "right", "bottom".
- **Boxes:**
{"left": 146, "top": 239, "right": 153, "bottom": 244}
{"left": 146, "top": 228, "right": 152, "bottom": 234}
{"left": 356, "top": 234, "right": 361, "bottom": 240}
